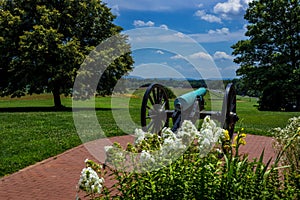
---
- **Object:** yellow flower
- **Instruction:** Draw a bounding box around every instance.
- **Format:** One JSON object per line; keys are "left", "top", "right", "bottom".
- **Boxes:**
{"left": 239, "top": 138, "right": 246, "bottom": 145}
{"left": 232, "top": 133, "right": 247, "bottom": 147}
{"left": 223, "top": 144, "right": 231, "bottom": 151}
{"left": 233, "top": 135, "right": 238, "bottom": 143}
{"left": 224, "top": 130, "right": 230, "bottom": 141}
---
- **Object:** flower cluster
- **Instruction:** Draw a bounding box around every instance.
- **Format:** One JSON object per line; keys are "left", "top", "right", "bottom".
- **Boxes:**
{"left": 104, "top": 116, "right": 227, "bottom": 172}
{"left": 273, "top": 116, "right": 300, "bottom": 140}
{"left": 140, "top": 150, "right": 155, "bottom": 164}
{"left": 198, "top": 116, "right": 226, "bottom": 157}
{"left": 78, "top": 161, "right": 104, "bottom": 195}
{"left": 232, "top": 129, "right": 247, "bottom": 147}
{"left": 104, "top": 143, "right": 125, "bottom": 167}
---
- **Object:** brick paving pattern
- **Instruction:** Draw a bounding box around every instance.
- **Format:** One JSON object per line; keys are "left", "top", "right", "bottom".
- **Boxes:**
{"left": 0, "top": 134, "right": 275, "bottom": 200}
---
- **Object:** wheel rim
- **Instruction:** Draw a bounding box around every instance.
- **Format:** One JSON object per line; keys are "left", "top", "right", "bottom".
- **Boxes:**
{"left": 222, "top": 83, "right": 238, "bottom": 139}
{"left": 141, "top": 83, "right": 170, "bottom": 133}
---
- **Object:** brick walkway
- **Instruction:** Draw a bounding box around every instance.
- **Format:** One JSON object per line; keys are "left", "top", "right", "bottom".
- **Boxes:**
{"left": 0, "top": 134, "right": 276, "bottom": 200}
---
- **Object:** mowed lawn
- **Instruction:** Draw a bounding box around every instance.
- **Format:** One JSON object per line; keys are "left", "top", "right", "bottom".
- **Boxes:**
{"left": 0, "top": 94, "right": 141, "bottom": 177}
{"left": 0, "top": 90, "right": 299, "bottom": 177}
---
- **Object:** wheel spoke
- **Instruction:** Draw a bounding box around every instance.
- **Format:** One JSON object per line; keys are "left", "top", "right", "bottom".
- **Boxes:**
{"left": 147, "top": 120, "right": 154, "bottom": 130}
{"left": 152, "top": 89, "right": 157, "bottom": 104}
{"left": 153, "top": 120, "right": 162, "bottom": 133}
{"left": 161, "top": 101, "right": 166, "bottom": 109}
{"left": 149, "top": 95, "right": 155, "bottom": 106}
{"left": 156, "top": 88, "right": 160, "bottom": 104}
{"left": 148, "top": 114, "right": 157, "bottom": 119}
{"left": 231, "top": 103, "right": 236, "bottom": 112}
{"left": 158, "top": 90, "right": 165, "bottom": 104}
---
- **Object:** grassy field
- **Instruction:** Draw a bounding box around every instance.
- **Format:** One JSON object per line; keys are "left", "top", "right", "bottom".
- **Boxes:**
{"left": 0, "top": 90, "right": 299, "bottom": 177}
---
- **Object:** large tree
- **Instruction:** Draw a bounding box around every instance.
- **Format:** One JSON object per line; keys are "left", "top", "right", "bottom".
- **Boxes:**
{"left": 0, "top": 0, "right": 133, "bottom": 108}
{"left": 232, "top": 0, "right": 300, "bottom": 111}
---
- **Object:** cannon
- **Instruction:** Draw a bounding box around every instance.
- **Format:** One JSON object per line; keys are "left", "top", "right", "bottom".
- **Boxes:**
{"left": 141, "top": 83, "right": 239, "bottom": 139}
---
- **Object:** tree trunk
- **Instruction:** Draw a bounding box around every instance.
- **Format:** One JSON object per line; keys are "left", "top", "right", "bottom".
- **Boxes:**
{"left": 52, "top": 86, "right": 62, "bottom": 108}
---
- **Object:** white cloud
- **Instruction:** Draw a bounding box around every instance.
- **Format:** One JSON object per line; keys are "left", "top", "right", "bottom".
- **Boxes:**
{"left": 110, "top": 5, "right": 120, "bottom": 16}
{"left": 208, "top": 27, "right": 230, "bottom": 35}
{"left": 188, "top": 28, "right": 247, "bottom": 43}
{"left": 171, "top": 52, "right": 214, "bottom": 61}
{"left": 133, "top": 20, "right": 155, "bottom": 27}
{"left": 188, "top": 52, "right": 213, "bottom": 60}
{"left": 156, "top": 50, "right": 164, "bottom": 55}
{"left": 174, "top": 32, "right": 186, "bottom": 38}
{"left": 213, "top": 51, "right": 234, "bottom": 60}
{"left": 159, "top": 24, "right": 169, "bottom": 30}
{"left": 243, "top": 0, "right": 254, "bottom": 5}
{"left": 214, "top": 0, "right": 243, "bottom": 15}
{"left": 197, "top": 3, "right": 204, "bottom": 8}
{"left": 170, "top": 54, "right": 185, "bottom": 60}
{"left": 195, "top": 10, "right": 222, "bottom": 23}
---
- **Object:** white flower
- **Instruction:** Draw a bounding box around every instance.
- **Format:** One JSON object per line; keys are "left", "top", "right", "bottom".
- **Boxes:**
{"left": 161, "top": 136, "right": 186, "bottom": 158}
{"left": 163, "top": 136, "right": 175, "bottom": 146}
{"left": 134, "top": 128, "right": 146, "bottom": 144}
{"left": 197, "top": 116, "right": 226, "bottom": 157}
{"left": 200, "top": 138, "right": 211, "bottom": 149}
{"left": 140, "top": 150, "right": 155, "bottom": 164}
{"left": 201, "top": 129, "right": 214, "bottom": 140}
{"left": 179, "top": 120, "right": 199, "bottom": 138}
{"left": 104, "top": 146, "right": 113, "bottom": 152}
{"left": 161, "top": 127, "right": 175, "bottom": 138}
{"left": 78, "top": 167, "right": 104, "bottom": 194}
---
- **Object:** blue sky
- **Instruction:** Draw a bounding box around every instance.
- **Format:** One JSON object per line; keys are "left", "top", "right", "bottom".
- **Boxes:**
{"left": 103, "top": 0, "right": 252, "bottom": 79}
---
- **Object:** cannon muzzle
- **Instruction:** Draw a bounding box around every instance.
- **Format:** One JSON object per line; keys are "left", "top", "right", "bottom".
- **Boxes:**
{"left": 174, "top": 87, "right": 206, "bottom": 111}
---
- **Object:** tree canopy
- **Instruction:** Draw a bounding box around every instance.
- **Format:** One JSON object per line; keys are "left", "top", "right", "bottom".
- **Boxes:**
{"left": 232, "top": 0, "right": 300, "bottom": 111}
{"left": 0, "top": 0, "right": 133, "bottom": 107}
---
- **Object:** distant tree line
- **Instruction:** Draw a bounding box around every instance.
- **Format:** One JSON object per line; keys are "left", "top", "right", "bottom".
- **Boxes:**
{"left": 122, "top": 78, "right": 248, "bottom": 95}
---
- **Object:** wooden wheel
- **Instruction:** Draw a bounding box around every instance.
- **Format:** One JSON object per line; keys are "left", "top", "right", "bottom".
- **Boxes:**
{"left": 141, "top": 83, "right": 170, "bottom": 133}
{"left": 222, "top": 83, "right": 239, "bottom": 139}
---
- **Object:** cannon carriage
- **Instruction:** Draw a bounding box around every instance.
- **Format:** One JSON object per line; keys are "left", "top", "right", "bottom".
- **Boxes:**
{"left": 140, "top": 83, "right": 239, "bottom": 139}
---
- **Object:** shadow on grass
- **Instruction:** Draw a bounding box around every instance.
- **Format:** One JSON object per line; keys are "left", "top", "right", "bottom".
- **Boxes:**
{"left": 0, "top": 106, "right": 120, "bottom": 112}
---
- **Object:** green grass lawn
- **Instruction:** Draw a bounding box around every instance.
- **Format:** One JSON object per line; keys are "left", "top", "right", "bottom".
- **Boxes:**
{"left": 0, "top": 94, "right": 141, "bottom": 177}
{"left": 235, "top": 96, "right": 299, "bottom": 135}
{"left": 0, "top": 91, "right": 299, "bottom": 177}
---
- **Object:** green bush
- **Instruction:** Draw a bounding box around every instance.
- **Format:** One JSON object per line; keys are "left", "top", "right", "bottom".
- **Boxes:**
{"left": 77, "top": 117, "right": 299, "bottom": 199}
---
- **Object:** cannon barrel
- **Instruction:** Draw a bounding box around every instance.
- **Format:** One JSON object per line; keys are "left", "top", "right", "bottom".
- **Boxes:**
{"left": 174, "top": 87, "right": 206, "bottom": 111}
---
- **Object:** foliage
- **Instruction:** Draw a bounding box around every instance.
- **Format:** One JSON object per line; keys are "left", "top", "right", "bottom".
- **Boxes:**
{"left": 0, "top": 0, "right": 133, "bottom": 107}
{"left": 272, "top": 116, "right": 300, "bottom": 195}
{"left": 232, "top": 0, "right": 300, "bottom": 111}
{"left": 78, "top": 117, "right": 299, "bottom": 199}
